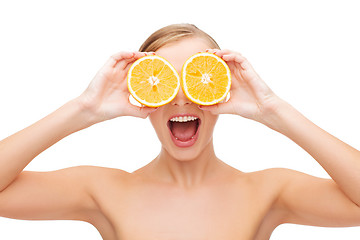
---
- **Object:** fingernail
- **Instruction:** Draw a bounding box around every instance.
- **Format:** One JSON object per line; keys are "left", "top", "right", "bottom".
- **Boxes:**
{"left": 241, "top": 62, "right": 248, "bottom": 69}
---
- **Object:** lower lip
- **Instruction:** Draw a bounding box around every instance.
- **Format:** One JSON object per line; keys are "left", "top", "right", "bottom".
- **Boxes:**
{"left": 168, "top": 121, "right": 201, "bottom": 148}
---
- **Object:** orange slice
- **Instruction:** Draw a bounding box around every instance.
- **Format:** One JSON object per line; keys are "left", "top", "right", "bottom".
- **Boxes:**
{"left": 127, "top": 55, "right": 180, "bottom": 107}
{"left": 181, "top": 52, "right": 231, "bottom": 105}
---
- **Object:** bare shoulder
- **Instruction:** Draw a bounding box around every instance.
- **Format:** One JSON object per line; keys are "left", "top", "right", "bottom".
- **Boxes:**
{"left": 0, "top": 165, "right": 131, "bottom": 223}
{"left": 58, "top": 165, "right": 134, "bottom": 204}
{"left": 230, "top": 167, "right": 288, "bottom": 185}
{"left": 68, "top": 166, "right": 133, "bottom": 239}
{"left": 247, "top": 167, "right": 324, "bottom": 190}
{"left": 220, "top": 167, "right": 293, "bottom": 207}
{"left": 231, "top": 168, "right": 306, "bottom": 211}
{"left": 245, "top": 167, "right": 301, "bottom": 185}
{"left": 224, "top": 168, "right": 297, "bottom": 235}
{"left": 243, "top": 167, "right": 307, "bottom": 197}
{"left": 243, "top": 168, "right": 301, "bottom": 227}
{"left": 74, "top": 165, "right": 133, "bottom": 190}
{"left": 75, "top": 165, "right": 130, "bottom": 178}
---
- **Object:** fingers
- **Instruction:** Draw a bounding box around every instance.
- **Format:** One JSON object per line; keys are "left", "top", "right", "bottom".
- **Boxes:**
{"left": 111, "top": 51, "right": 134, "bottom": 63}
{"left": 111, "top": 51, "right": 153, "bottom": 63}
{"left": 209, "top": 49, "right": 263, "bottom": 87}
{"left": 198, "top": 101, "right": 236, "bottom": 115}
{"left": 104, "top": 51, "right": 156, "bottom": 70}
{"left": 222, "top": 54, "right": 247, "bottom": 70}
{"left": 206, "top": 49, "right": 250, "bottom": 70}
{"left": 105, "top": 52, "right": 134, "bottom": 68}
{"left": 221, "top": 51, "right": 274, "bottom": 100}
{"left": 206, "top": 48, "right": 233, "bottom": 58}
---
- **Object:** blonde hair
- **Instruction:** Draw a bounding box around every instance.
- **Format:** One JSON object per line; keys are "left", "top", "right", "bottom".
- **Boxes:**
{"left": 139, "top": 23, "right": 220, "bottom": 52}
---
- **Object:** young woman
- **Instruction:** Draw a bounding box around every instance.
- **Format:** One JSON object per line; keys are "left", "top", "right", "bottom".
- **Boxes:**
{"left": 0, "top": 24, "right": 359, "bottom": 240}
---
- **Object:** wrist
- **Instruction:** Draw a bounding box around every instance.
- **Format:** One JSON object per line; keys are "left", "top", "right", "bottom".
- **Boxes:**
{"left": 258, "top": 96, "right": 296, "bottom": 134}
{"left": 61, "top": 98, "right": 98, "bottom": 133}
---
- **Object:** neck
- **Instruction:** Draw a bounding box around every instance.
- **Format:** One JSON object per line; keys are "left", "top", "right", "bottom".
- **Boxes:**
{"left": 150, "top": 139, "right": 223, "bottom": 188}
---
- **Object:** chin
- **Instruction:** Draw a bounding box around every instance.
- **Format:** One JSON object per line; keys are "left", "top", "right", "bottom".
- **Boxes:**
{"left": 149, "top": 108, "right": 217, "bottom": 161}
{"left": 162, "top": 136, "right": 214, "bottom": 162}
{"left": 170, "top": 149, "right": 202, "bottom": 162}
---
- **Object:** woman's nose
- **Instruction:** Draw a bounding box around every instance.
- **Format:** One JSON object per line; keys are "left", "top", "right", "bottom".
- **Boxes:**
{"left": 170, "top": 87, "right": 192, "bottom": 106}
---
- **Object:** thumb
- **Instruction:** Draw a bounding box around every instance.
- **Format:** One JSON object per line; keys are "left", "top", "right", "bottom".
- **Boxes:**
{"left": 128, "top": 105, "right": 159, "bottom": 119}
{"left": 198, "top": 101, "right": 235, "bottom": 115}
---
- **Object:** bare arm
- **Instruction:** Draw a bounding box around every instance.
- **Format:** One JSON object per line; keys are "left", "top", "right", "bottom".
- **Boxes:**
{"left": 202, "top": 49, "right": 360, "bottom": 225}
{"left": 268, "top": 100, "right": 360, "bottom": 206}
{"left": 0, "top": 51, "right": 157, "bottom": 221}
{"left": 0, "top": 100, "right": 90, "bottom": 192}
{"left": 265, "top": 101, "right": 360, "bottom": 226}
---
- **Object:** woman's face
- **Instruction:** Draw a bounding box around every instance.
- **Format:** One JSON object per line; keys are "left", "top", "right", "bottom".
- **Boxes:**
{"left": 149, "top": 37, "right": 219, "bottom": 161}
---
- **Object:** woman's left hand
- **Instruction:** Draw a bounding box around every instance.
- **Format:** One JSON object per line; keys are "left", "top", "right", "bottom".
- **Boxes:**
{"left": 199, "top": 49, "right": 283, "bottom": 125}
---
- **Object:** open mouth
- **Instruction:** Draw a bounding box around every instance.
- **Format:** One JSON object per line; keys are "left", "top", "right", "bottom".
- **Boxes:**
{"left": 167, "top": 115, "right": 201, "bottom": 147}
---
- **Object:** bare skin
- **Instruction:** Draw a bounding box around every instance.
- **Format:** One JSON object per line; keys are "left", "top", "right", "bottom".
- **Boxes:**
{"left": 0, "top": 37, "right": 360, "bottom": 240}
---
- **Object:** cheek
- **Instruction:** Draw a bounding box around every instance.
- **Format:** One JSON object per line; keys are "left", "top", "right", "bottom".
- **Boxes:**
{"left": 149, "top": 110, "right": 166, "bottom": 138}
{"left": 149, "top": 113, "right": 160, "bottom": 130}
{"left": 202, "top": 114, "right": 219, "bottom": 136}
{"left": 206, "top": 114, "right": 219, "bottom": 127}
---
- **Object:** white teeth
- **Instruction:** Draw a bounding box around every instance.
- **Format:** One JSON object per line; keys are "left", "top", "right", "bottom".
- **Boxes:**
{"left": 175, "top": 136, "right": 194, "bottom": 140}
{"left": 169, "top": 116, "right": 198, "bottom": 122}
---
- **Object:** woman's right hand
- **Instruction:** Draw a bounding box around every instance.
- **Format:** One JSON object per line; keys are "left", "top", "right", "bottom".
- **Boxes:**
{"left": 77, "top": 51, "right": 159, "bottom": 125}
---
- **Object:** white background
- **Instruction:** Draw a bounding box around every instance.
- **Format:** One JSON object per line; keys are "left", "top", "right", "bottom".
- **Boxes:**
{"left": 0, "top": 0, "right": 359, "bottom": 239}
